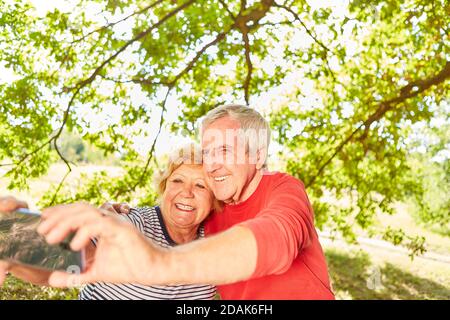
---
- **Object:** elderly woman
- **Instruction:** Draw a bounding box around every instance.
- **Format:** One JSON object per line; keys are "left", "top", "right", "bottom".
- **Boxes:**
{"left": 79, "top": 144, "right": 219, "bottom": 300}
{"left": 0, "top": 143, "right": 219, "bottom": 300}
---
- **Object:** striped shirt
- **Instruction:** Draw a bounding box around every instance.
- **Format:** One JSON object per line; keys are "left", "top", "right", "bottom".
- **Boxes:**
{"left": 79, "top": 206, "right": 216, "bottom": 300}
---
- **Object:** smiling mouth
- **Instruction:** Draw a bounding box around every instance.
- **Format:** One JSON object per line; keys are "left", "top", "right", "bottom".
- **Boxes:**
{"left": 175, "top": 203, "right": 195, "bottom": 211}
{"left": 213, "top": 175, "right": 230, "bottom": 182}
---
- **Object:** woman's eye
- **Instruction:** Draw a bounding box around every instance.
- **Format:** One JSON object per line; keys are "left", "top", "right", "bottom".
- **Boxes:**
{"left": 196, "top": 184, "right": 205, "bottom": 189}
{"left": 172, "top": 179, "right": 182, "bottom": 183}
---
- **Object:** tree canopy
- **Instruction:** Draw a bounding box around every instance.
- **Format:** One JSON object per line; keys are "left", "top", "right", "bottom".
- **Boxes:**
{"left": 0, "top": 0, "right": 448, "bottom": 255}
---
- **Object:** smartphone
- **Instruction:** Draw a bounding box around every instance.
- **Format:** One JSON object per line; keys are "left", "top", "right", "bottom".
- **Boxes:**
{"left": 0, "top": 208, "right": 85, "bottom": 272}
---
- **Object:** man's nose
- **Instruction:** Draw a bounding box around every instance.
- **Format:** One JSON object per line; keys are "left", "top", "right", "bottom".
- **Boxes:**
{"left": 204, "top": 158, "right": 222, "bottom": 173}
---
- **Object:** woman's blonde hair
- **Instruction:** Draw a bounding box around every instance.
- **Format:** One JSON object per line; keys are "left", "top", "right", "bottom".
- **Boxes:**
{"left": 154, "top": 143, "right": 222, "bottom": 212}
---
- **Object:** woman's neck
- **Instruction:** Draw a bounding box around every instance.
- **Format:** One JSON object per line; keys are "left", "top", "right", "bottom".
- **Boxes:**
{"left": 165, "top": 222, "right": 199, "bottom": 245}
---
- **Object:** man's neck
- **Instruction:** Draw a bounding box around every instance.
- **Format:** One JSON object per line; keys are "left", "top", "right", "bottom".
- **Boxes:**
{"left": 232, "top": 170, "right": 264, "bottom": 205}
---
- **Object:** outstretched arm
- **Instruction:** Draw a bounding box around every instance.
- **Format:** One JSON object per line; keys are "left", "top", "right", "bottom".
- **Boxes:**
{"left": 163, "top": 225, "right": 257, "bottom": 285}
{"left": 34, "top": 203, "right": 258, "bottom": 287}
{"left": 34, "top": 175, "right": 311, "bottom": 288}
{"left": 164, "top": 177, "right": 313, "bottom": 284}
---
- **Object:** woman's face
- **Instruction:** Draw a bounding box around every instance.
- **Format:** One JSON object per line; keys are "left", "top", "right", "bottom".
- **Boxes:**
{"left": 161, "top": 164, "right": 214, "bottom": 231}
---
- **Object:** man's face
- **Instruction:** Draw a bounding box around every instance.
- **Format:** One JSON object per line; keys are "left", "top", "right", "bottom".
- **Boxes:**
{"left": 201, "top": 117, "right": 259, "bottom": 204}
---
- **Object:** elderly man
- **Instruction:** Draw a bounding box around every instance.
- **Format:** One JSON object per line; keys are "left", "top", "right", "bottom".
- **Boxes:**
{"left": 1, "top": 105, "right": 334, "bottom": 299}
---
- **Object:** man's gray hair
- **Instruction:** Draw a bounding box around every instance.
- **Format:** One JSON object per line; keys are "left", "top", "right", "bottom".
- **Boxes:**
{"left": 201, "top": 104, "right": 271, "bottom": 166}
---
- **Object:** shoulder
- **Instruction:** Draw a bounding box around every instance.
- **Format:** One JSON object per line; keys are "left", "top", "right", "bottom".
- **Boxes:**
{"left": 128, "top": 205, "right": 159, "bottom": 217}
{"left": 260, "top": 172, "right": 312, "bottom": 210}
{"left": 263, "top": 171, "right": 305, "bottom": 192}
{"left": 130, "top": 205, "right": 174, "bottom": 245}
{"left": 120, "top": 205, "right": 160, "bottom": 230}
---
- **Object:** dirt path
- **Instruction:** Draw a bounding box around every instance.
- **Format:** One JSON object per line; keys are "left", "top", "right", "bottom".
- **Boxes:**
{"left": 318, "top": 230, "right": 450, "bottom": 264}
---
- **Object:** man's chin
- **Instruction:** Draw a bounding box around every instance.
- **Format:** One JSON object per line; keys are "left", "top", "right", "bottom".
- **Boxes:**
{"left": 212, "top": 187, "right": 238, "bottom": 204}
{"left": 215, "top": 193, "right": 235, "bottom": 204}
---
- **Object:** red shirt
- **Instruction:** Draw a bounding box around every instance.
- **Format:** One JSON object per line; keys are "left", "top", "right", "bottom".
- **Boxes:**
{"left": 204, "top": 172, "right": 335, "bottom": 300}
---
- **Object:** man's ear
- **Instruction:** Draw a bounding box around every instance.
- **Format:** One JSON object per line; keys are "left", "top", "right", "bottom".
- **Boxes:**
{"left": 255, "top": 147, "right": 267, "bottom": 170}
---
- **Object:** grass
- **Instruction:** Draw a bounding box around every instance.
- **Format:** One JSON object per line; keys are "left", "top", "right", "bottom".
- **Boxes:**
{"left": 325, "top": 246, "right": 450, "bottom": 300}
{"left": 0, "top": 276, "right": 79, "bottom": 300}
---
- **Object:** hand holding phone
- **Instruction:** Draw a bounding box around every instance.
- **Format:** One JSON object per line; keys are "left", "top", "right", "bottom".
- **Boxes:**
{"left": 0, "top": 208, "right": 85, "bottom": 272}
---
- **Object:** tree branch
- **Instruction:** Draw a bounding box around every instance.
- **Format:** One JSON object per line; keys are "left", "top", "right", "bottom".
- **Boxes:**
{"left": 0, "top": 163, "right": 14, "bottom": 167}
{"left": 218, "top": 0, "right": 236, "bottom": 20}
{"left": 242, "top": 30, "right": 253, "bottom": 105}
{"left": 274, "top": 2, "right": 337, "bottom": 80}
{"left": 42, "top": 0, "right": 184, "bottom": 199}
{"left": 99, "top": 74, "right": 165, "bottom": 86}
{"left": 110, "top": 25, "right": 234, "bottom": 196}
{"left": 114, "top": 86, "right": 172, "bottom": 198}
{"left": 106, "top": 0, "right": 276, "bottom": 97}
{"left": 49, "top": 140, "right": 72, "bottom": 206}
{"left": 274, "top": 2, "right": 331, "bottom": 53}
{"left": 232, "top": 0, "right": 275, "bottom": 104}
{"left": 234, "top": 0, "right": 275, "bottom": 29}
{"left": 240, "top": 0, "right": 248, "bottom": 13}
{"left": 259, "top": 20, "right": 295, "bottom": 27}
{"left": 3, "top": 93, "right": 75, "bottom": 172}
{"left": 50, "top": 1, "right": 166, "bottom": 82}
{"left": 45, "top": 87, "right": 86, "bottom": 204}
{"left": 2, "top": 84, "right": 81, "bottom": 200}
{"left": 64, "top": 0, "right": 196, "bottom": 93}
{"left": 4, "top": 138, "right": 52, "bottom": 171}
{"left": 70, "top": 0, "right": 165, "bottom": 44}
{"left": 306, "top": 60, "right": 450, "bottom": 188}
{"left": 168, "top": 30, "right": 230, "bottom": 85}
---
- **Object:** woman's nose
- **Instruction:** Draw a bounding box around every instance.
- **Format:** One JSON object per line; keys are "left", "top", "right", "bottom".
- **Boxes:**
{"left": 180, "top": 184, "right": 194, "bottom": 198}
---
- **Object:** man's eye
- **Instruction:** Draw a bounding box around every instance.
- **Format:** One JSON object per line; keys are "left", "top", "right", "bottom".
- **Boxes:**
{"left": 196, "top": 183, "right": 205, "bottom": 189}
{"left": 218, "top": 147, "right": 228, "bottom": 155}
